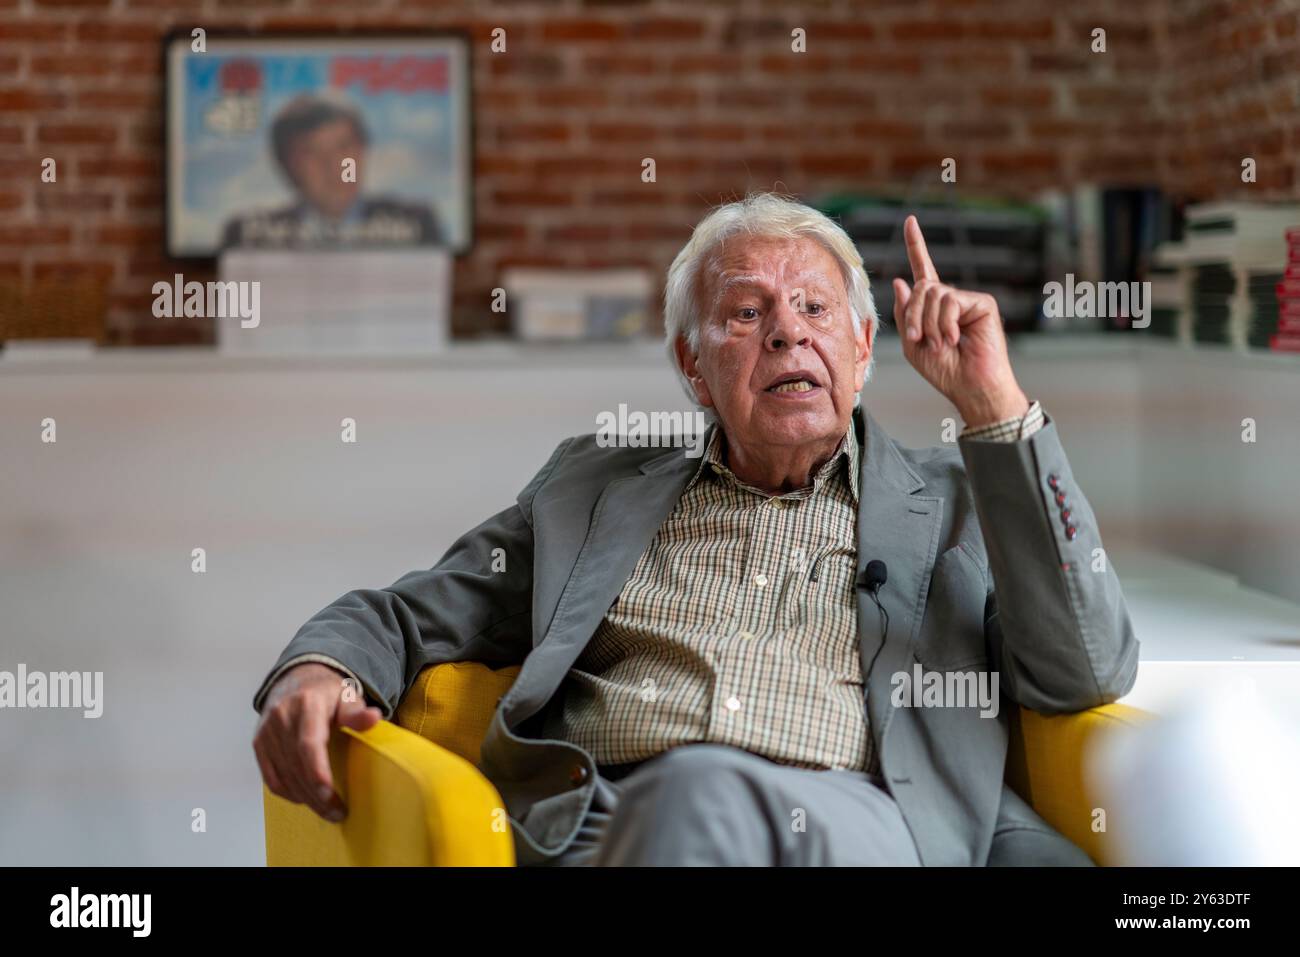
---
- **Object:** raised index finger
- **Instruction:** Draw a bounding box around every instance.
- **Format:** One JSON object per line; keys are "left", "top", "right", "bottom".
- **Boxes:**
{"left": 904, "top": 214, "right": 940, "bottom": 283}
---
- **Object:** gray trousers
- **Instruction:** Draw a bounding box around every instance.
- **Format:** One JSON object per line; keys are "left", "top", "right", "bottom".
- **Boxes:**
{"left": 532, "top": 742, "right": 1094, "bottom": 866}
{"left": 542, "top": 743, "right": 920, "bottom": 866}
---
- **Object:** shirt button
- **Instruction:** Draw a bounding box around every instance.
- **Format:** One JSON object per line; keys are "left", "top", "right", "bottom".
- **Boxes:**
{"left": 753, "top": 573, "right": 768, "bottom": 588}
{"left": 737, "top": 630, "right": 756, "bottom": 641}
{"left": 724, "top": 696, "right": 742, "bottom": 712}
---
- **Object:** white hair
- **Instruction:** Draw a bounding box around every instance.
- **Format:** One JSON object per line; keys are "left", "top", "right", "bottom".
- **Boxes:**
{"left": 663, "top": 190, "right": 879, "bottom": 412}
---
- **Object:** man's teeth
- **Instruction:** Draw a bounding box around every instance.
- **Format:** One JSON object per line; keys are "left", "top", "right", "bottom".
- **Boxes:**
{"left": 771, "top": 380, "right": 813, "bottom": 393}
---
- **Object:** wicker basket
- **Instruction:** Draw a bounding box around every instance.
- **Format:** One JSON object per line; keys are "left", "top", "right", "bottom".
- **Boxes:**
{"left": 0, "top": 276, "right": 108, "bottom": 343}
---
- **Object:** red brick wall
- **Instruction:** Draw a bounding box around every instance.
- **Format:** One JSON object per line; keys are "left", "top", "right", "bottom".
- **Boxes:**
{"left": 1163, "top": 0, "right": 1300, "bottom": 198}
{"left": 0, "top": 0, "right": 1296, "bottom": 345}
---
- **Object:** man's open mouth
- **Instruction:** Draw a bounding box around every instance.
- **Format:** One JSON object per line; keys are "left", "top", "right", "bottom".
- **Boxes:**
{"left": 764, "top": 372, "right": 821, "bottom": 393}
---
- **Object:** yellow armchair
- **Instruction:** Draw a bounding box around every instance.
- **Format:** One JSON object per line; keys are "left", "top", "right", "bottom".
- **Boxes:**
{"left": 263, "top": 661, "right": 1150, "bottom": 866}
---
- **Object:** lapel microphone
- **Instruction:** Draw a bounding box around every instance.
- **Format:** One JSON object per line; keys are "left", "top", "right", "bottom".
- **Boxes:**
{"left": 861, "top": 560, "right": 888, "bottom": 595}
{"left": 860, "top": 559, "right": 891, "bottom": 677}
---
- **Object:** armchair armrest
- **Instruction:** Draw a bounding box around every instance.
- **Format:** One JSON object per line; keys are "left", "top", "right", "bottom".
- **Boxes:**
{"left": 263, "top": 719, "right": 515, "bottom": 866}
{"left": 1006, "top": 702, "right": 1152, "bottom": 865}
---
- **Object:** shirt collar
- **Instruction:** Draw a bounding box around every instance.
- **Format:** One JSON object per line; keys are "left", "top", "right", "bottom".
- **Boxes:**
{"left": 687, "top": 419, "right": 860, "bottom": 503}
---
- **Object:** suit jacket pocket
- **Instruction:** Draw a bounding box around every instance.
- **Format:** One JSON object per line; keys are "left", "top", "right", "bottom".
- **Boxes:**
{"left": 912, "top": 544, "right": 989, "bottom": 672}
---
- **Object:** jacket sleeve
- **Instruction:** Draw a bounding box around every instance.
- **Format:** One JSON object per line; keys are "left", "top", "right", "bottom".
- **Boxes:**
{"left": 958, "top": 417, "right": 1140, "bottom": 713}
{"left": 250, "top": 438, "right": 574, "bottom": 718}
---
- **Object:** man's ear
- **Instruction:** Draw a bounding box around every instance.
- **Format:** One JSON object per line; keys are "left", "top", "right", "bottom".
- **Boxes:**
{"left": 674, "top": 335, "right": 713, "bottom": 408}
{"left": 853, "top": 319, "right": 872, "bottom": 391}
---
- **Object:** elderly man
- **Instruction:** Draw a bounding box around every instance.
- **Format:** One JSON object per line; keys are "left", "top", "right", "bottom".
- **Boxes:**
{"left": 252, "top": 192, "right": 1138, "bottom": 866}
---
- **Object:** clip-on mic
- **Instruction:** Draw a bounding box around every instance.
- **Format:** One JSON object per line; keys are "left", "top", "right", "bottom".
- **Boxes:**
{"left": 860, "top": 559, "right": 890, "bottom": 676}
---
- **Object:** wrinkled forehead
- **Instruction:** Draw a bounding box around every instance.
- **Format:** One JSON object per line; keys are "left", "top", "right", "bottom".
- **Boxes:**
{"left": 704, "top": 234, "right": 844, "bottom": 302}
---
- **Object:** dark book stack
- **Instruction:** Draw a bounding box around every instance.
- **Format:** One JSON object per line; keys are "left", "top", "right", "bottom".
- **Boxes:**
{"left": 1191, "top": 264, "right": 1235, "bottom": 345}
{"left": 1273, "top": 229, "right": 1300, "bottom": 353}
{"left": 814, "top": 194, "right": 1047, "bottom": 335}
{"left": 1246, "top": 272, "right": 1284, "bottom": 349}
{"left": 1147, "top": 264, "right": 1182, "bottom": 339}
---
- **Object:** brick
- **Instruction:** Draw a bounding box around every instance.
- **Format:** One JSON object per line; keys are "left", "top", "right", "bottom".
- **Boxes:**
{"left": 805, "top": 21, "right": 876, "bottom": 42}
{"left": 491, "top": 189, "right": 574, "bottom": 207}
{"left": 667, "top": 123, "right": 747, "bottom": 142}
{"left": 723, "top": 18, "right": 791, "bottom": 45}
{"left": 37, "top": 124, "right": 118, "bottom": 146}
{"left": 35, "top": 191, "right": 115, "bottom": 212}
{"left": 95, "top": 225, "right": 163, "bottom": 246}
{"left": 798, "top": 154, "right": 876, "bottom": 176}
{"left": 489, "top": 53, "right": 565, "bottom": 79}
{"left": 981, "top": 151, "right": 1061, "bottom": 175}
{"left": 30, "top": 55, "right": 122, "bottom": 77}
{"left": 582, "top": 53, "right": 659, "bottom": 76}
{"left": 841, "top": 52, "right": 923, "bottom": 75}
{"left": 74, "top": 90, "right": 158, "bottom": 110}
{"left": 589, "top": 122, "right": 659, "bottom": 142}
{"left": 981, "top": 86, "right": 1055, "bottom": 111}
{"left": 627, "top": 18, "right": 708, "bottom": 41}
{"left": 970, "top": 19, "right": 1055, "bottom": 41}
{"left": 31, "top": 260, "right": 115, "bottom": 280}
{"left": 71, "top": 21, "right": 159, "bottom": 43}
{"left": 494, "top": 122, "right": 571, "bottom": 143}
{"left": 542, "top": 20, "right": 622, "bottom": 42}
{"left": 0, "top": 22, "right": 71, "bottom": 41}
{"left": 0, "top": 90, "right": 67, "bottom": 111}
{"left": 0, "top": 225, "right": 73, "bottom": 245}
{"left": 891, "top": 20, "right": 966, "bottom": 41}
{"left": 940, "top": 120, "right": 1016, "bottom": 141}
{"left": 533, "top": 87, "right": 610, "bottom": 109}
{"left": 543, "top": 223, "right": 616, "bottom": 242}
{"left": 77, "top": 157, "right": 161, "bottom": 177}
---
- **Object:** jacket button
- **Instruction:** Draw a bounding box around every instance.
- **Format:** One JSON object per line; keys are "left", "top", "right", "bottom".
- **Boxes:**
{"left": 570, "top": 764, "right": 589, "bottom": 787}
{"left": 1065, "top": 525, "right": 1078, "bottom": 540}
{"left": 1060, "top": 508, "right": 1072, "bottom": 522}
{"left": 1047, "top": 474, "right": 1060, "bottom": 490}
{"left": 1054, "top": 491, "right": 1067, "bottom": 507}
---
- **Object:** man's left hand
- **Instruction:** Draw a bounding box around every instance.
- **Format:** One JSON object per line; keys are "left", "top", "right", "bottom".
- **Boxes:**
{"left": 891, "top": 215, "right": 1029, "bottom": 429}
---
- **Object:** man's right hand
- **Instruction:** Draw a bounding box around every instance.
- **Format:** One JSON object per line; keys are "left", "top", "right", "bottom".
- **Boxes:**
{"left": 252, "top": 662, "right": 382, "bottom": 822}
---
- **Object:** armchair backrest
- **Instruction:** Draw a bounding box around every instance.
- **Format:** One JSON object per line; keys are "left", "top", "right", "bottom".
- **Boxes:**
{"left": 395, "top": 661, "right": 521, "bottom": 764}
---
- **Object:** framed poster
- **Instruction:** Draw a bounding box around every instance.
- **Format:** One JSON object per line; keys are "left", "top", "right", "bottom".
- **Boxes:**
{"left": 164, "top": 31, "right": 472, "bottom": 259}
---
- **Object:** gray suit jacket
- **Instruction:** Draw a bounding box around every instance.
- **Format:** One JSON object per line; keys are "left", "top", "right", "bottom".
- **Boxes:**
{"left": 253, "top": 407, "right": 1139, "bottom": 865}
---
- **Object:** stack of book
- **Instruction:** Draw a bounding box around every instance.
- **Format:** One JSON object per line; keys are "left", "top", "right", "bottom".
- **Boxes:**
{"left": 815, "top": 194, "right": 1047, "bottom": 335}
{"left": 1153, "top": 202, "right": 1300, "bottom": 350}
{"left": 1272, "top": 229, "right": 1300, "bottom": 353}
{"left": 1147, "top": 263, "right": 1185, "bottom": 340}
{"left": 1192, "top": 263, "right": 1235, "bottom": 345}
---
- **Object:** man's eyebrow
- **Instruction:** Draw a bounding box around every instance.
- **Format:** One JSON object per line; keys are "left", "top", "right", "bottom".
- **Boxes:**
{"left": 715, "top": 274, "right": 767, "bottom": 297}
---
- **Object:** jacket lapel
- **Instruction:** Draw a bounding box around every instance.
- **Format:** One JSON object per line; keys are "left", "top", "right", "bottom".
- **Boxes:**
{"left": 855, "top": 409, "right": 944, "bottom": 753}
{"left": 502, "top": 437, "right": 706, "bottom": 728}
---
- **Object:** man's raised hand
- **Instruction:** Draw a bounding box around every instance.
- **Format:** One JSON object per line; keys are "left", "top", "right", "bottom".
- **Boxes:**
{"left": 891, "top": 215, "right": 1029, "bottom": 429}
